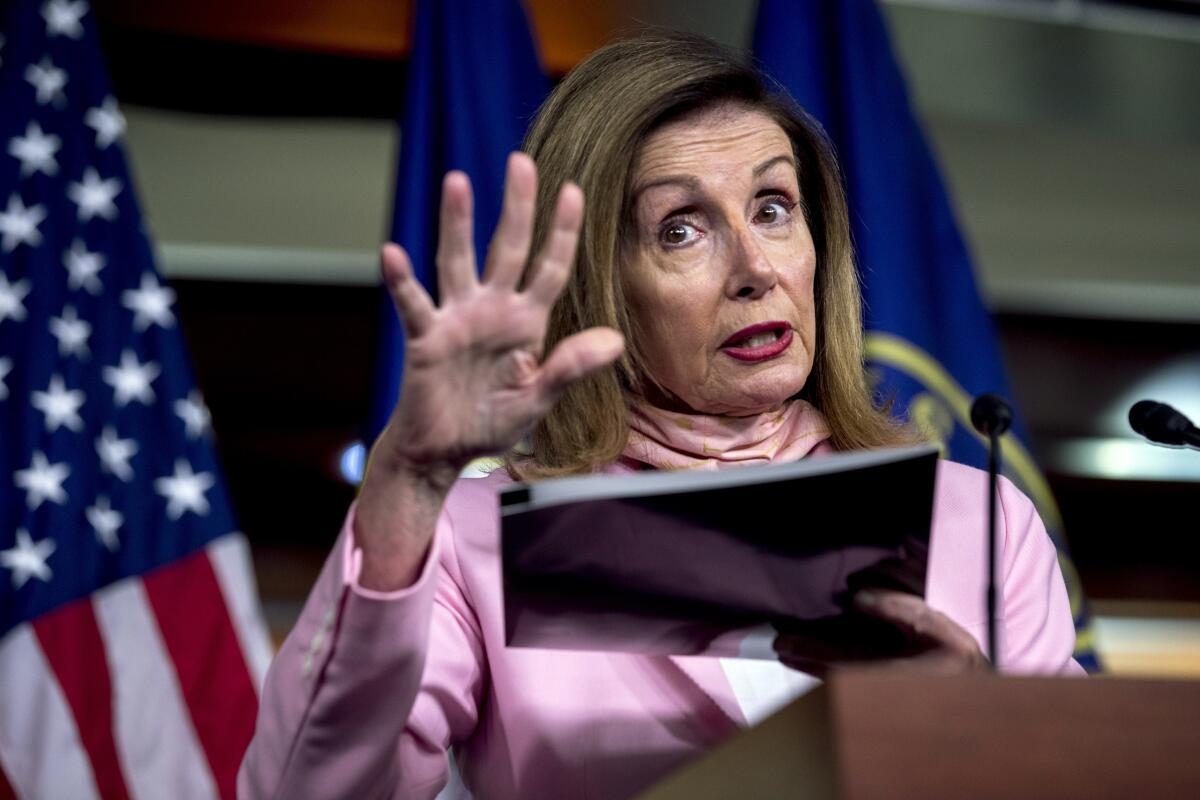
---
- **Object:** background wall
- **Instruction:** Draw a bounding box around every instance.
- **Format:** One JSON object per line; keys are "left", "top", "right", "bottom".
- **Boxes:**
{"left": 119, "top": 1, "right": 1200, "bottom": 305}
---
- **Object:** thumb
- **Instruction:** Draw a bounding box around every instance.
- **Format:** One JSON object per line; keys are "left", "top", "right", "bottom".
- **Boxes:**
{"left": 536, "top": 327, "right": 625, "bottom": 405}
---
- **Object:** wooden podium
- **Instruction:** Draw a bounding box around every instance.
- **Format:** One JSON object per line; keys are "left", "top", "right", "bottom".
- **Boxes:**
{"left": 639, "top": 670, "right": 1200, "bottom": 799}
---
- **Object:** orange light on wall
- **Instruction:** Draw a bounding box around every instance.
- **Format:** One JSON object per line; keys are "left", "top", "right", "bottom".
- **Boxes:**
{"left": 527, "top": 0, "right": 617, "bottom": 74}
{"left": 97, "top": 0, "right": 618, "bottom": 73}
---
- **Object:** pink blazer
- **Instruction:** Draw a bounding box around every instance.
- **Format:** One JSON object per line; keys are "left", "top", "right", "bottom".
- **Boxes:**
{"left": 239, "top": 460, "right": 1083, "bottom": 800}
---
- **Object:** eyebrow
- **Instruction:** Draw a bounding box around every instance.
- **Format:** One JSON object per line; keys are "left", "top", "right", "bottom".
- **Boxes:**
{"left": 753, "top": 154, "right": 795, "bottom": 178}
{"left": 632, "top": 153, "right": 797, "bottom": 201}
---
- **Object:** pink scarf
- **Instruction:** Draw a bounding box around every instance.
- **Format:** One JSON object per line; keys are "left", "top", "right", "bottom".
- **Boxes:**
{"left": 624, "top": 399, "right": 833, "bottom": 471}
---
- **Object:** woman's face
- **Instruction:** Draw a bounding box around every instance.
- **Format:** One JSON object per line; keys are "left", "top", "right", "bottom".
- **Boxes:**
{"left": 624, "top": 105, "right": 817, "bottom": 416}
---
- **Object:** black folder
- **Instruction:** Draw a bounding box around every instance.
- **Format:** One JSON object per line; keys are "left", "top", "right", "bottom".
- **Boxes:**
{"left": 500, "top": 443, "right": 940, "bottom": 661}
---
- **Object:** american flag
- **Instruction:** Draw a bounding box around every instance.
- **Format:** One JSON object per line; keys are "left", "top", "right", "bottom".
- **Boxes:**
{"left": 0, "top": 2, "right": 272, "bottom": 798}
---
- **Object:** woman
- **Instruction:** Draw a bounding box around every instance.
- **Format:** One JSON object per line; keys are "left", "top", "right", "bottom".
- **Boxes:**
{"left": 240, "top": 33, "right": 1080, "bottom": 800}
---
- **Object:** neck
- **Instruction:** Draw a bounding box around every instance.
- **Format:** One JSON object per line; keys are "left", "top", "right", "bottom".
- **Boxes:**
{"left": 635, "top": 383, "right": 789, "bottom": 419}
{"left": 624, "top": 397, "right": 832, "bottom": 471}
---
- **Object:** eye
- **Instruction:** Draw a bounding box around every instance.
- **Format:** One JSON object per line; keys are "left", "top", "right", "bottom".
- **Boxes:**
{"left": 659, "top": 220, "right": 700, "bottom": 247}
{"left": 754, "top": 195, "right": 797, "bottom": 225}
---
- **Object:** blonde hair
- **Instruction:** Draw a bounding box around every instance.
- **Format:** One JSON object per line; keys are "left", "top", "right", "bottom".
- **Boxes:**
{"left": 512, "top": 32, "right": 911, "bottom": 478}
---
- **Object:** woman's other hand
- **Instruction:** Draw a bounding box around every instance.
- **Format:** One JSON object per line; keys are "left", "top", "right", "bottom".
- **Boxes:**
{"left": 774, "top": 589, "right": 988, "bottom": 676}
{"left": 355, "top": 154, "right": 624, "bottom": 590}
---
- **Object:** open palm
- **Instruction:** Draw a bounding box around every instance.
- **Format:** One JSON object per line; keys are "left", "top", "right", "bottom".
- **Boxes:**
{"left": 376, "top": 154, "right": 623, "bottom": 477}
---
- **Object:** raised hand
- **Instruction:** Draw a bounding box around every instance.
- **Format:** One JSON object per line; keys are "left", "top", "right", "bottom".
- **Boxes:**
{"left": 354, "top": 154, "right": 624, "bottom": 590}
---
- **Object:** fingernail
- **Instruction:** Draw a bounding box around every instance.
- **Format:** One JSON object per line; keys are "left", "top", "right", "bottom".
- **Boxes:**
{"left": 855, "top": 590, "right": 879, "bottom": 609}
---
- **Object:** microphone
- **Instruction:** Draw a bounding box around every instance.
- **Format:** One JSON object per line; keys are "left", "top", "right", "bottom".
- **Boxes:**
{"left": 1129, "top": 400, "right": 1200, "bottom": 450}
{"left": 970, "top": 393, "right": 1012, "bottom": 438}
{"left": 970, "top": 393, "right": 1013, "bottom": 671}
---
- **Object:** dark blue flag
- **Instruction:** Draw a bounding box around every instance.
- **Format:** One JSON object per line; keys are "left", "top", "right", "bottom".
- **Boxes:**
{"left": 0, "top": 1, "right": 270, "bottom": 796}
{"left": 753, "top": 0, "right": 1098, "bottom": 669}
{"left": 368, "top": 0, "right": 550, "bottom": 439}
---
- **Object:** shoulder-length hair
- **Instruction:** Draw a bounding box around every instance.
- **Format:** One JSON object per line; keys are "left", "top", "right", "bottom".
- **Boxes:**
{"left": 511, "top": 31, "right": 911, "bottom": 478}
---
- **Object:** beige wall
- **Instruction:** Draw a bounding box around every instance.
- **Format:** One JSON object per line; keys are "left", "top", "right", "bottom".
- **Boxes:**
{"left": 124, "top": 0, "right": 1200, "bottom": 319}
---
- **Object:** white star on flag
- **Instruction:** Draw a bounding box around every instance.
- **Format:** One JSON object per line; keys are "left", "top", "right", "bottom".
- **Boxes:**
{"left": 121, "top": 272, "right": 176, "bottom": 330}
{"left": 0, "top": 529, "right": 56, "bottom": 589}
{"left": 0, "top": 272, "right": 31, "bottom": 324}
{"left": 86, "top": 496, "right": 123, "bottom": 551}
{"left": 42, "top": 0, "right": 88, "bottom": 39}
{"left": 24, "top": 57, "right": 67, "bottom": 106}
{"left": 0, "top": 357, "right": 11, "bottom": 400}
{"left": 14, "top": 450, "right": 70, "bottom": 509}
{"left": 0, "top": 194, "right": 47, "bottom": 252}
{"left": 85, "top": 96, "right": 126, "bottom": 149}
{"left": 155, "top": 460, "right": 215, "bottom": 520}
{"left": 96, "top": 425, "right": 137, "bottom": 480}
{"left": 175, "top": 390, "right": 212, "bottom": 439}
{"left": 67, "top": 168, "right": 121, "bottom": 222}
{"left": 49, "top": 305, "right": 91, "bottom": 358}
{"left": 63, "top": 238, "right": 105, "bottom": 293}
{"left": 31, "top": 374, "right": 85, "bottom": 432}
{"left": 102, "top": 349, "right": 159, "bottom": 406}
{"left": 8, "top": 121, "right": 61, "bottom": 178}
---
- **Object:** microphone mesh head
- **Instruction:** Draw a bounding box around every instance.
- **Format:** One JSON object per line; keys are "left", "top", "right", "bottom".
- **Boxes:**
{"left": 1129, "top": 399, "right": 1193, "bottom": 445}
{"left": 970, "top": 394, "right": 1012, "bottom": 437}
{"left": 1128, "top": 400, "right": 1160, "bottom": 439}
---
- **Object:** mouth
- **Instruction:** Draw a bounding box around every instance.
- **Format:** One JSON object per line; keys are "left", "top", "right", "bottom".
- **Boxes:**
{"left": 720, "top": 322, "right": 794, "bottom": 362}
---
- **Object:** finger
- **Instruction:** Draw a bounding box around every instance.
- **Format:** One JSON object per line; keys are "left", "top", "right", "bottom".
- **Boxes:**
{"left": 535, "top": 327, "right": 624, "bottom": 407}
{"left": 773, "top": 634, "right": 845, "bottom": 670}
{"left": 380, "top": 242, "right": 435, "bottom": 336}
{"left": 525, "top": 181, "right": 584, "bottom": 306}
{"left": 775, "top": 653, "right": 830, "bottom": 679}
{"left": 436, "top": 170, "right": 478, "bottom": 300}
{"left": 872, "top": 644, "right": 988, "bottom": 674}
{"left": 853, "top": 590, "right": 933, "bottom": 639}
{"left": 483, "top": 153, "right": 537, "bottom": 289}
{"left": 854, "top": 590, "right": 980, "bottom": 654}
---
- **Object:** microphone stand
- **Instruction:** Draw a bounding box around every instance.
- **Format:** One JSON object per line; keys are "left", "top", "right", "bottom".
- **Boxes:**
{"left": 971, "top": 394, "right": 1013, "bottom": 672}
{"left": 985, "top": 426, "right": 1001, "bottom": 670}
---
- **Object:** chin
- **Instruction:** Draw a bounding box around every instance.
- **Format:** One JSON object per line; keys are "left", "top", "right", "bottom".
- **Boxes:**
{"left": 656, "top": 359, "right": 812, "bottom": 416}
{"left": 731, "top": 370, "right": 810, "bottom": 414}
{"left": 700, "top": 377, "right": 811, "bottom": 417}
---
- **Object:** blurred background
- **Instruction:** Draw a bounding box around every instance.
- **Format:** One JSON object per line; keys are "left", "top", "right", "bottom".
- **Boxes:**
{"left": 95, "top": 0, "right": 1200, "bottom": 674}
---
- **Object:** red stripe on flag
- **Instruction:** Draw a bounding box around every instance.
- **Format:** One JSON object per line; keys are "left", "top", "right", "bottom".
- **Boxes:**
{"left": 142, "top": 551, "right": 258, "bottom": 800}
{"left": 33, "top": 598, "right": 132, "bottom": 800}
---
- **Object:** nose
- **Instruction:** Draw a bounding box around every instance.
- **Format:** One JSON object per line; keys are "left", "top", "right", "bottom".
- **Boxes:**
{"left": 725, "top": 221, "right": 776, "bottom": 300}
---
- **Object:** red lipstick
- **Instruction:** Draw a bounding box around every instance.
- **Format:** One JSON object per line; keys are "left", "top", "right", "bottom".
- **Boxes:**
{"left": 720, "top": 321, "right": 793, "bottom": 362}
